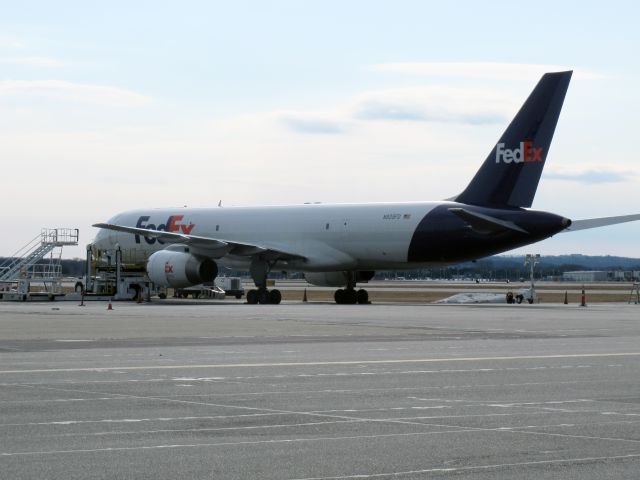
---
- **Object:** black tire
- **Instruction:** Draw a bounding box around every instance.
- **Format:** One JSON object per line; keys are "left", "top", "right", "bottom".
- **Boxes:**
{"left": 528, "top": 298, "right": 534, "bottom": 304}
{"left": 158, "top": 293, "right": 167, "bottom": 299}
{"left": 247, "top": 289, "right": 258, "bottom": 304}
{"left": 258, "top": 289, "right": 269, "bottom": 304}
{"left": 74, "top": 281, "right": 84, "bottom": 293}
{"left": 516, "top": 294, "right": 523, "bottom": 304}
{"left": 356, "top": 289, "right": 369, "bottom": 304}
{"left": 235, "top": 293, "right": 242, "bottom": 299}
{"left": 334, "top": 289, "right": 345, "bottom": 304}
{"left": 269, "top": 289, "right": 282, "bottom": 305}
{"left": 344, "top": 289, "right": 357, "bottom": 304}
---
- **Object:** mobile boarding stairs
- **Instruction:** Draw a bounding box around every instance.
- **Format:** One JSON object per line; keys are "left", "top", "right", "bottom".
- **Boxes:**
{"left": 0, "top": 228, "right": 78, "bottom": 301}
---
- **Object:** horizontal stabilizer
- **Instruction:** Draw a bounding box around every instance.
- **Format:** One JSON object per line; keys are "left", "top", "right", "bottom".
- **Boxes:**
{"left": 564, "top": 213, "right": 640, "bottom": 232}
{"left": 449, "top": 208, "right": 528, "bottom": 235}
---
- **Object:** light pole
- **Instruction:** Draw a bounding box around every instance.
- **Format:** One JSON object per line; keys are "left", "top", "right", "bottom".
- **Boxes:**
{"left": 524, "top": 254, "right": 540, "bottom": 301}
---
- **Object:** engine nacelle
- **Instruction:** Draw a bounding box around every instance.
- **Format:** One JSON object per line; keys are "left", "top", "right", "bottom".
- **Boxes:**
{"left": 304, "top": 271, "right": 375, "bottom": 287}
{"left": 147, "top": 250, "right": 217, "bottom": 288}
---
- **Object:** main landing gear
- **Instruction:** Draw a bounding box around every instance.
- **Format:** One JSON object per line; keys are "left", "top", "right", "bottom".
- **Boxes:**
{"left": 246, "top": 288, "right": 282, "bottom": 305}
{"left": 246, "top": 257, "right": 282, "bottom": 305}
{"left": 333, "top": 272, "right": 370, "bottom": 304}
{"left": 334, "top": 288, "right": 369, "bottom": 304}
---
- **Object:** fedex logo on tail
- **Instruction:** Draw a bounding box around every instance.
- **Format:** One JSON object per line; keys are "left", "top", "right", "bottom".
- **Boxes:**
{"left": 135, "top": 215, "right": 195, "bottom": 244}
{"left": 495, "top": 141, "right": 543, "bottom": 164}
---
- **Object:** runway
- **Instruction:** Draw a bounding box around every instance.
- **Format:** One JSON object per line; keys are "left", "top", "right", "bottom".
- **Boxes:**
{"left": 1, "top": 301, "right": 640, "bottom": 479}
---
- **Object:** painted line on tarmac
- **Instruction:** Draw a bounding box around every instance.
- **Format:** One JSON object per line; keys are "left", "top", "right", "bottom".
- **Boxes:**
{"left": 0, "top": 352, "right": 639, "bottom": 374}
{"left": 290, "top": 453, "right": 640, "bottom": 479}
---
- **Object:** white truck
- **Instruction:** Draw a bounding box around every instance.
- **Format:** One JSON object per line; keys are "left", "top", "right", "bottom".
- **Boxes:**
{"left": 215, "top": 277, "right": 245, "bottom": 299}
{"left": 174, "top": 284, "right": 226, "bottom": 299}
{"left": 174, "top": 277, "right": 245, "bottom": 300}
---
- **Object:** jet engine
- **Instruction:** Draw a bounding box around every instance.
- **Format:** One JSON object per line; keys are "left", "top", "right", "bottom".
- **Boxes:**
{"left": 304, "top": 271, "right": 375, "bottom": 287}
{"left": 147, "top": 250, "right": 217, "bottom": 288}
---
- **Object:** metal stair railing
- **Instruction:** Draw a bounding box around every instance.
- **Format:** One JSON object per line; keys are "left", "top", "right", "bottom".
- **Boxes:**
{"left": 0, "top": 243, "right": 57, "bottom": 281}
{"left": 0, "top": 233, "right": 43, "bottom": 280}
{"left": 0, "top": 228, "right": 79, "bottom": 282}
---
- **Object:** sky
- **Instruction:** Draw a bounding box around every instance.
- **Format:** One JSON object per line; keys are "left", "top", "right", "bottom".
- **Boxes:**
{"left": 1, "top": 0, "right": 640, "bottom": 259}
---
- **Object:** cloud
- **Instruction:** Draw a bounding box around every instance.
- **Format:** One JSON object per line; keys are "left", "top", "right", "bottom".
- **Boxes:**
{"left": 275, "top": 85, "right": 518, "bottom": 135}
{"left": 0, "top": 56, "right": 63, "bottom": 67}
{"left": 0, "top": 36, "right": 25, "bottom": 49}
{"left": 0, "top": 80, "right": 151, "bottom": 106}
{"left": 352, "top": 86, "right": 515, "bottom": 124}
{"left": 273, "top": 63, "right": 606, "bottom": 135}
{"left": 278, "top": 113, "right": 347, "bottom": 134}
{"left": 371, "top": 62, "right": 606, "bottom": 81}
{"left": 545, "top": 169, "right": 635, "bottom": 184}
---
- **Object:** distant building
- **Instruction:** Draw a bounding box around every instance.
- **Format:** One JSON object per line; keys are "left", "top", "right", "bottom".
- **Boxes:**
{"left": 562, "top": 270, "right": 639, "bottom": 282}
{"left": 562, "top": 271, "right": 608, "bottom": 282}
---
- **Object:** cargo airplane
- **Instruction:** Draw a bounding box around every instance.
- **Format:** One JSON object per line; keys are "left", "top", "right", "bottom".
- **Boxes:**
{"left": 93, "top": 71, "right": 640, "bottom": 304}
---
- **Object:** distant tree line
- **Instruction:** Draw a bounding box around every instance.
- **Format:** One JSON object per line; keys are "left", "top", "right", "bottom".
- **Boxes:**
{"left": 2, "top": 254, "right": 639, "bottom": 282}
{"left": 0, "top": 258, "right": 85, "bottom": 277}
{"left": 376, "top": 255, "right": 640, "bottom": 282}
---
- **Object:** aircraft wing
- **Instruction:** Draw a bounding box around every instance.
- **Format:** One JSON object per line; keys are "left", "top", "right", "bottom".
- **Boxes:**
{"left": 564, "top": 214, "right": 640, "bottom": 232}
{"left": 448, "top": 208, "right": 528, "bottom": 234}
{"left": 92, "top": 223, "right": 303, "bottom": 260}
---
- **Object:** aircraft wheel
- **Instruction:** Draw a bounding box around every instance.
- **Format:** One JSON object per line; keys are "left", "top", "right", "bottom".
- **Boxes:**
{"left": 247, "top": 289, "right": 258, "bottom": 304}
{"left": 344, "top": 289, "right": 357, "bottom": 304}
{"left": 334, "top": 289, "right": 345, "bottom": 304}
{"left": 269, "top": 289, "right": 282, "bottom": 305}
{"left": 356, "top": 289, "right": 369, "bottom": 304}
{"left": 258, "top": 289, "right": 269, "bottom": 304}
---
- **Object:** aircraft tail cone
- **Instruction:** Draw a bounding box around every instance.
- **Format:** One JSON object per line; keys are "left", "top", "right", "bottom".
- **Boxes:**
{"left": 303, "top": 288, "right": 308, "bottom": 303}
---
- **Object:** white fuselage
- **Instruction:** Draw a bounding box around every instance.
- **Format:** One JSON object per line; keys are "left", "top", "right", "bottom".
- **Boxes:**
{"left": 93, "top": 201, "right": 445, "bottom": 271}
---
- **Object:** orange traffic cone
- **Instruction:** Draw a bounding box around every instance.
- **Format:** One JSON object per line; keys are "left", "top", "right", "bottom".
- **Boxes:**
{"left": 107, "top": 299, "right": 113, "bottom": 310}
